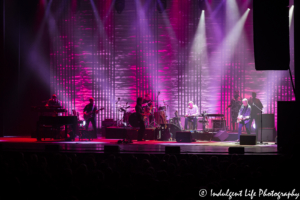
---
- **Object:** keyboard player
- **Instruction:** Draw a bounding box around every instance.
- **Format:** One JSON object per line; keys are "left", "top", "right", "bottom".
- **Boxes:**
{"left": 46, "top": 94, "right": 61, "bottom": 107}
{"left": 184, "top": 101, "right": 199, "bottom": 130}
{"left": 44, "top": 94, "right": 61, "bottom": 116}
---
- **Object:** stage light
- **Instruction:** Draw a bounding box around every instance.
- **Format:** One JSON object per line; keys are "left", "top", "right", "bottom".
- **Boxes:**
{"left": 289, "top": 5, "right": 294, "bottom": 27}
{"left": 157, "top": 0, "right": 167, "bottom": 13}
{"left": 115, "top": 0, "right": 125, "bottom": 14}
{"left": 198, "top": 0, "right": 206, "bottom": 11}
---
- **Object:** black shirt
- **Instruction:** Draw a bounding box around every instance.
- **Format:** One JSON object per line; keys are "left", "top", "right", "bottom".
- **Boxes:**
{"left": 84, "top": 103, "right": 97, "bottom": 118}
{"left": 135, "top": 104, "right": 144, "bottom": 121}
{"left": 47, "top": 99, "right": 61, "bottom": 107}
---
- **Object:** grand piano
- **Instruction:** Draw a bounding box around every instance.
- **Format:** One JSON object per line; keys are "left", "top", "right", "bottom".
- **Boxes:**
{"left": 32, "top": 106, "right": 77, "bottom": 141}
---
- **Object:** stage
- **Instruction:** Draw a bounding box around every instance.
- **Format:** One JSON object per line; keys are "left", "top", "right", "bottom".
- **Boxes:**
{"left": 0, "top": 135, "right": 277, "bottom": 155}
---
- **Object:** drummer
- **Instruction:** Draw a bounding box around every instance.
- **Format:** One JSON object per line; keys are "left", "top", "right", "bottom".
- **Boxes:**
{"left": 184, "top": 101, "right": 199, "bottom": 130}
{"left": 142, "top": 93, "right": 152, "bottom": 105}
{"left": 142, "top": 93, "right": 154, "bottom": 126}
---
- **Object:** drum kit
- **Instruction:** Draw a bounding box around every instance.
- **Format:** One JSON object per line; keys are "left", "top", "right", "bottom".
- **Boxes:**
{"left": 116, "top": 99, "right": 169, "bottom": 128}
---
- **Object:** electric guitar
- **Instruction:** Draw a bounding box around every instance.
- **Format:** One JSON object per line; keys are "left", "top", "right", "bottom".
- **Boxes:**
{"left": 237, "top": 115, "right": 249, "bottom": 123}
{"left": 84, "top": 107, "right": 104, "bottom": 120}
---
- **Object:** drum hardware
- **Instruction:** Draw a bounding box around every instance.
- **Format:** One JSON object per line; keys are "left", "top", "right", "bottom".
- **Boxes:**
{"left": 116, "top": 100, "right": 131, "bottom": 127}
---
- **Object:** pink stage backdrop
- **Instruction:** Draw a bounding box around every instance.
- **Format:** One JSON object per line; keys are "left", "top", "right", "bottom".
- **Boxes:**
{"left": 48, "top": 0, "right": 294, "bottom": 130}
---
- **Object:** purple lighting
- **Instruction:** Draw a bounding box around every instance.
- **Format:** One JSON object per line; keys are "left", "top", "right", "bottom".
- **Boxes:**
{"left": 45, "top": 0, "right": 294, "bottom": 130}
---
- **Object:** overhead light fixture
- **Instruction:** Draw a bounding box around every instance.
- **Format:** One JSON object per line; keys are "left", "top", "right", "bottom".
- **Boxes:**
{"left": 115, "top": 0, "right": 125, "bottom": 14}
{"left": 157, "top": 0, "right": 167, "bottom": 13}
{"left": 198, "top": 0, "right": 206, "bottom": 11}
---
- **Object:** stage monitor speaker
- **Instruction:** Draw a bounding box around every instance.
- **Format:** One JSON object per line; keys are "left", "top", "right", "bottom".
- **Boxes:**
{"left": 168, "top": 123, "right": 181, "bottom": 139}
{"left": 229, "top": 147, "right": 244, "bottom": 154}
{"left": 212, "top": 130, "right": 228, "bottom": 141}
{"left": 240, "top": 135, "right": 256, "bottom": 145}
{"left": 253, "top": 0, "right": 289, "bottom": 70}
{"left": 104, "top": 145, "right": 120, "bottom": 153}
{"left": 165, "top": 146, "right": 180, "bottom": 154}
{"left": 176, "top": 131, "right": 192, "bottom": 143}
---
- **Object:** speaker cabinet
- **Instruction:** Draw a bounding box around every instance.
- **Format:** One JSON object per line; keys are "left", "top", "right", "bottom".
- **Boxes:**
{"left": 257, "top": 128, "right": 276, "bottom": 142}
{"left": 240, "top": 135, "right": 256, "bottom": 145}
{"left": 255, "top": 114, "right": 275, "bottom": 128}
{"left": 278, "top": 102, "right": 299, "bottom": 152}
{"left": 261, "top": 114, "right": 275, "bottom": 128}
{"left": 101, "top": 120, "right": 117, "bottom": 137}
{"left": 176, "top": 131, "right": 192, "bottom": 143}
{"left": 254, "top": 0, "right": 289, "bottom": 70}
{"left": 167, "top": 123, "right": 181, "bottom": 139}
{"left": 212, "top": 130, "right": 228, "bottom": 141}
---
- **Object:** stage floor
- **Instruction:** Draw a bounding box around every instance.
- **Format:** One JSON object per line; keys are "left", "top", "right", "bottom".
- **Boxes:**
{"left": 0, "top": 136, "right": 277, "bottom": 155}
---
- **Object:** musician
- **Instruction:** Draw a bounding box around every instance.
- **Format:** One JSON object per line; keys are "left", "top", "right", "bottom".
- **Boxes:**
{"left": 142, "top": 93, "right": 154, "bottom": 126}
{"left": 184, "top": 101, "right": 199, "bottom": 130}
{"left": 83, "top": 97, "right": 98, "bottom": 135}
{"left": 147, "top": 102, "right": 154, "bottom": 125}
{"left": 237, "top": 98, "right": 252, "bottom": 142}
{"left": 142, "top": 93, "right": 151, "bottom": 104}
{"left": 46, "top": 94, "right": 61, "bottom": 107}
{"left": 135, "top": 97, "right": 145, "bottom": 141}
{"left": 44, "top": 94, "right": 61, "bottom": 117}
{"left": 226, "top": 91, "right": 242, "bottom": 131}
{"left": 248, "top": 92, "right": 263, "bottom": 137}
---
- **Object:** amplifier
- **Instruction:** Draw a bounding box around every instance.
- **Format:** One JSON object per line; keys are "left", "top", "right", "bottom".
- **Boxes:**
{"left": 240, "top": 135, "right": 256, "bottom": 145}
{"left": 101, "top": 121, "right": 117, "bottom": 137}
{"left": 176, "top": 131, "right": 192, "bottom": 143}
{"left": 102, "top": 120, "right": 117, "bottom": 127}
{"left": 257, "top": 128, "right": 276, "bottom": 142}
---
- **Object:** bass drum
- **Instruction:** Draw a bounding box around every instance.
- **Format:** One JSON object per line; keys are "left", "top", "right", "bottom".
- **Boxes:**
{"left": 129, "top": 112, "right": 140, "bottom": 127}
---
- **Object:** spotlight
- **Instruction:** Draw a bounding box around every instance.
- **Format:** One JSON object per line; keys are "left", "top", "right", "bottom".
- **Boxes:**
{"left": 115, "top": 0, "right": 125, "bottom": 14}
{"left": 198, "top": 0, "right": 206, "bottom": 11}
{"left": 157, "top": 0, "right": 167, "bottom": 13}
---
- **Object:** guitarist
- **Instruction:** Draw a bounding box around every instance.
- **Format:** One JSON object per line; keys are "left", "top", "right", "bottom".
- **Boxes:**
{"left": 135, "top": 97, "right": 146, "bottom": 141}
{"left": 236, "top": 98, "right": 252, "bottom": 142}
{"left": 83, "top": 97, "right": 98, "bottom": 135}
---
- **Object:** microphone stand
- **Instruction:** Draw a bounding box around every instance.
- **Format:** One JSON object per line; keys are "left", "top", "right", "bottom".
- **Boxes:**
{"left": 252, "top": 103, "right": 267, "bottom": 145}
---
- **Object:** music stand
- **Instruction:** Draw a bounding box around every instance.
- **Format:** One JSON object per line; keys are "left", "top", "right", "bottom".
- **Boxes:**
{"left": 252, "top": 103, "right": 267, "bottom": 145}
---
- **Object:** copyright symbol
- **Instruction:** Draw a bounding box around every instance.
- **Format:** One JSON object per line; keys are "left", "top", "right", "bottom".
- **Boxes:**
{"left": 199, "top": 189, "right": 207, "bottom": 197}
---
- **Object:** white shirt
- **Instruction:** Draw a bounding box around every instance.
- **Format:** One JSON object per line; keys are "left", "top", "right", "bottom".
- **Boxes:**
{"left": 186, "top": 105, "right": 199, "bottom": 116}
